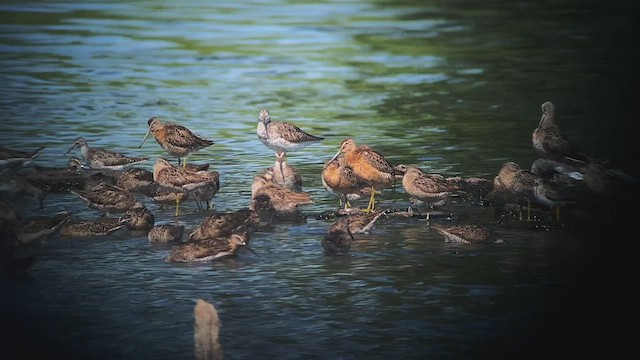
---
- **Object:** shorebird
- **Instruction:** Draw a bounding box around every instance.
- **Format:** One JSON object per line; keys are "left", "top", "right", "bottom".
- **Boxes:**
{"left": 321, "top": 155, "right": 372, "bottom": 210}
{"left": 166, "top": 229, "right": 253, "bottom": 263}
{"left": 0, "top": 176, "right": 45, "bottom": 209}
{"left": 395, "top": 165, "right": 463, "bottom": 220}
{"left": 118, "top": 202, "right": 155, "bottom": 231}
{"left": 431, "top": 224, "right": 492, "bottom": 244}
{"left": 59, "top": 217, "right": 125, "bottom": 237}
{"left": 116, "top": 167, "right": 154, "bottom": 193}
{"left": 532, "top": 101, "right": 590, "bottom": 165}
{"left": 485, "top": 162, "right": 538, "bottom": 221}
{"left": 533, "top": 177, "right": 578, "bottom": 222}
{"left": 12, "top": 210, "right": 72, "bottom": 245}
{"left": 325, "top": 138, "right": 394, "bottom": 212}
{"left": 251, "top": 171, "right": 312, "bottom": 222}
{"left": 188, "top": 209, "right": 259, "bottom": 242}
{"left": 256, "top": 109, "right": 323, "bottom": 156}
{"left": 140, "top": 117, "right": 214, "bottom": 168}
{"left": 152, "top": 157, "right": 218, "bottom": 216}
{"left": 148, "top": 224, "right": 185, "bottom": 243}
{"left": 0, "top": 145, "right": 45, "bottom": 172}
{"left": 139, "top": 182, "right": 189, "bottom": 207}
{"left": 322, "top": 216, "right": 354, "bottom": 255}
{"left": 271, "top": 152, "right": 303, "bottom": 191}
{"left": 191, "top": 170, "right": 220, "bottom": 210}
{"left": 24, "top": 157, "right": 92, "bottom": 193}
{"left": 70, "top": 182, "right": 138, "bottom": 217}
{"left": 65, "top": 137, "right": 148, "bottom": 171}
{"left": 332, "top": 209, "right": 387, "bottom": 235}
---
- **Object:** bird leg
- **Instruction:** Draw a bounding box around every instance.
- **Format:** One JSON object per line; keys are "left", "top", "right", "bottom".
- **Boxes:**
{"left": 365, "top": 186, "right": 376, "bottom": 212}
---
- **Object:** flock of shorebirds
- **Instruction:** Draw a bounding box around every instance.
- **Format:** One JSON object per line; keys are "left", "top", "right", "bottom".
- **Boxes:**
{"left": 1, "top": 102, "right": 638, "bottom": 277}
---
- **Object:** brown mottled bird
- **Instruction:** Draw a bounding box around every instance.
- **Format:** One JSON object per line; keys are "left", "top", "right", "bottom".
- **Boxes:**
{"left": 65, "top": 137, "right": 148, "bottom": 171}
{"left": 532, "top": 101, "right": 590, "bottom": 165}
{"left": 256, "top": 109, "right": 323, "bottom": 155}
{"left": 431, "top": 224, "right": 492, "bottom": 244}
{"left": 60, "top": 217, "right": 125, "bottom": 237}
{"left": 167, "top": 229, "right": 252, "bottom": 263}
{"left": 271, "top": 152, "right": 303, "bottom": 192}
{"left": 322, "top": 216, "right": 354, "bottom": 255}
{"left": 395, "top": 165, "right": 463, "bottom": 220}
{"left": 188, "top": 209, "right": 259, "bottom": 242}
{"left": 152, "top": 157, "right": 218, "bottom": 217}
{"left": 140, "top": 117, "right": 214, "bottom": 168}
{"left": 325, "top": 138, "right": 394, "bottom": 212}
{"left": 251, "top": 171, "right": 312, "bottom": 222}
{"left": 148, "top": 224, "right": 185, "bottom": 243}
{"left": 322, "top": 155, "right": 372, "bottom": 210}
{"left": 70, "top": 182, "right": 138, "bottom": 217}
{"left": 485, "top": 161, "right": 538, "bottom": 220}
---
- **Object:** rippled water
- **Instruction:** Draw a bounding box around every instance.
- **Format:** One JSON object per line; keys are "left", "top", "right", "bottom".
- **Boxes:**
{"left": 1, "top": 0, "right": 637, "bottom": 359}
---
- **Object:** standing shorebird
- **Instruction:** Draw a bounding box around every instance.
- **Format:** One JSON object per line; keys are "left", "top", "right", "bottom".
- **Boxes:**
{"left": 65, "top": 137, "right": 148, "bottom": 171}
{"left": 256, "top": 109, "right": 323, "bottom": 155}
{"left": 485, "top": 162, "right": 538, "bottom": 221}
{"left": 152, "top": 158, "right": 218, "bottom": 217}
{"left": 140, "top": 117, "right": 214, "bottom": 168}
{"left": 191, "top": 170, "right": 220, "bottom": 210}
{"left": 271, "top": 152, "right": 303, "bottom": 191}
{"left": 321, "top": 155, "right": 372, "bottom": 210}
{"left": 394, "top": 165, "right": 462, "bottom": 219}
{"left": 532, "top": 101, "right": 590, "bottom": 165}
{"left": 325, "top": 138, "right": 394, "bottom": 212}
{"left": 533, "top": 177, "right": 578, "bottom": 222}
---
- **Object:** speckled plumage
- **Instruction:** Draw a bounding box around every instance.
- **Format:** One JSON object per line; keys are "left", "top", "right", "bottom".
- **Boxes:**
{"left": 12, "top": 210, "right": 71, "bottom": 245}
{"left": 116, "top": 167, "right": 154, "bottom": 192}
{"left": 532, "top": 102, "right": 589, "bottom": 164}
{"left": 251, "top": 171, "right": 312, "bottom": 222}
{"left": 148, "top": 224, "right": 185, "bottom": 243}
{"left": 431, "top": 224, "right": 492, "bottom": 244}
{"left": 60, "top": 217, "right": 125, "bottom": 237}
{"left": 272, "top": 152, "right": 303, "bottom": 191}
{"left": 153, "top": 157, "right": 218, "bottom": 216}
{"left": 322, "top": 155, "right": 372, "bottom": 210}
{"left": 167, "top": 230, "right": 250, "bottom": 263}
{"left": 140, "top": 117, "right": 214, "bottom": 166}
{"left": 326, "top": 138, "right": 394, "bottom": 211}
{"left": 256, "top": 109, "right": 323, "bottom": 154}
{"left": 70, "top": 182, "right": 137, "bottom": 216}
{"left": 65, "top": 137, "right": 148, "bottom": 171}
{"left": 119, "top": 202, "right": 155, "bottom": 231}
{"left": 188, "top": 209, "right": 259, "bottom": 242}
{"left": 332, "top": 209, "right": 386, "bottom": 235}
{"left": 395, "top": 165, "right": 463, "bottom": 217}
{"left": 322, "top": 216, "right": 354, "bottom": 255}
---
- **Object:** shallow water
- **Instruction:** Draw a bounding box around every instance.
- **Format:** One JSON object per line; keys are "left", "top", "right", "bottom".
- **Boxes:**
{"left": 1, "top": 0, "right": 638, "bottom": 359}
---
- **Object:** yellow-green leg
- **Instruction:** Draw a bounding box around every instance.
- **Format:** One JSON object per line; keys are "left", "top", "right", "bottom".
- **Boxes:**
{"left": 175, "top": 197, "right": 181, "bottom": 217}
{"left": 365, "top": 186, "right": 376, "bottom": 212}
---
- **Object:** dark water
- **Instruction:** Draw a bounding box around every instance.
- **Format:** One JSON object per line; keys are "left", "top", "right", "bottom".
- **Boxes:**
{"left": 1, "top": 0, "right": 638, "bottom": 359}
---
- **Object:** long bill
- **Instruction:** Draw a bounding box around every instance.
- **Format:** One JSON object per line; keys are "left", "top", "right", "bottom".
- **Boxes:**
{"left": 245, "top": 245, "right": 260, "bottom": 257}
{"left": 139, "top": 130, "right": 151, "bottom": 148}
{"left": 537, "top": 113, "right": 546, "bottom": 129}
{"left": 323, "top": 149, "right": 342, "bottom": 170}
{"left": 63, "top": 144, "right": 76, "bottom": 156}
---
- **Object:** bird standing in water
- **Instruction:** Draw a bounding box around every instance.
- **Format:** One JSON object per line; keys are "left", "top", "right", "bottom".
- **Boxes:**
{"left": 325, "top": 138, "right": 394, "bottom": 212}
{"left": 140, "top": 117, "right": 214, "bottom": 168}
